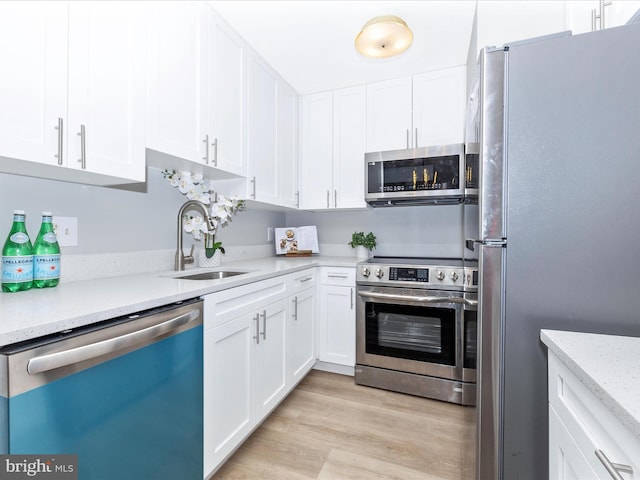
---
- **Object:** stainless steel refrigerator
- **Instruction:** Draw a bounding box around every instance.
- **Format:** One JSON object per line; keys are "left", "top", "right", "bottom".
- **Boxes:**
{"left": 469, "top": 23, "right": 640, "bottom": 480}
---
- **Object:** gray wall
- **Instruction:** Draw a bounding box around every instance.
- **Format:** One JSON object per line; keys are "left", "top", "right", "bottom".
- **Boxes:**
{"left": 285, "top": 205, "right": 466, "bottom": 258}
{"left": 0, "top": 168, "right": 464, "bottom": 258}
{"left": 0, "top": 168, "right": 283, "bottom": 255}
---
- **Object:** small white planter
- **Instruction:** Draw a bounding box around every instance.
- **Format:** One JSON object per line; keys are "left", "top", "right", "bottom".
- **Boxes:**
{"left": 198, "top": 249, "right": 221, "bottom": 268}
{"left": 354, "top": 246, "right": 371, "bottom": 259}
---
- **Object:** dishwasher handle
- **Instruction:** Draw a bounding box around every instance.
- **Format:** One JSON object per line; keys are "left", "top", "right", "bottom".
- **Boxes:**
{"left": 27, "top": 308, "right": 200, "bottom": 375}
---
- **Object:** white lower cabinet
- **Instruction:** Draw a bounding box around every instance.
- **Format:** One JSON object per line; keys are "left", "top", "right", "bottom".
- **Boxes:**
{"left": 548, "top": 351, "right": 640, "bottom": 480}
{"left": 252, "top": 299, "right": 288, "bottom": 420}
{"left": 288, "top": 269, "right": 317, "bottom": 384}
{"left": 317, "top": 267, "right": 356, "bottom": 368}
{"left": 203, "top": 269, "right": 318, "bottom": 478}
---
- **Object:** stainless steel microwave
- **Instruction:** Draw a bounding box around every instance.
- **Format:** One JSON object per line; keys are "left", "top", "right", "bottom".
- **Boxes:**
{"left": 364, "top": 144, "right": 465, "bottom": 207}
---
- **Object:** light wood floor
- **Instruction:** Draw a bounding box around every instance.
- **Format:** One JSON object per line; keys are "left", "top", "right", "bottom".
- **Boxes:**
{"left": 213, "top": 370, "right": 476, "bottom": 479}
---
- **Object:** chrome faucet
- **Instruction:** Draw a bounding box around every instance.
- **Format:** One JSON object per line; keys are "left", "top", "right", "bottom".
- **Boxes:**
{"left": 175, "top": 200, "right": 216, "bottom": 271}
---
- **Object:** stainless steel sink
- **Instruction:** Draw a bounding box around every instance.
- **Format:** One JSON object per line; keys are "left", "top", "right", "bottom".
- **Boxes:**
{"left": 175, "top": 271, "right": 249, "bottom": 280}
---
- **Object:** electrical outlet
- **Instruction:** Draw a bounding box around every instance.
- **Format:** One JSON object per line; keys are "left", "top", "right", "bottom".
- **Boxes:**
{"left": 267, "top": 227, "right": 274, "bottom": 243}
{"left": 52, "top": 216, "right": 78, "bottom": 247}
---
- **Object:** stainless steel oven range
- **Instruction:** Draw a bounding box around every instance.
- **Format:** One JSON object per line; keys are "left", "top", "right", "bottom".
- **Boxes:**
{"left": 355, "top": 257, "right": 478, "bottom": 405}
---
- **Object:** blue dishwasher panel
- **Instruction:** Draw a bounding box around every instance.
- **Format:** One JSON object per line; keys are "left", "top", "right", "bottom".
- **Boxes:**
{"left": 6, "top": 313, "right": 202, "bottom": 480}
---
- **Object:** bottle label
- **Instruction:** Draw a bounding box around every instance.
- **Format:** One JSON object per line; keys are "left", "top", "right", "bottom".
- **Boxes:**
{"left": 42, "top": 232, "right": 58, "bottom": 244}
{"left": 34, "top": 254, "right": 61, "bottom": 280}
{"left": 9, "top": 232, "right": 30, "bottom": 244}
{"left": 2, "top": 256, "right": 33, "bottom": 283}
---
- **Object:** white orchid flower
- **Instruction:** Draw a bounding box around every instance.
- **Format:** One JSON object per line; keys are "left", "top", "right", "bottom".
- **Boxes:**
{"left": 192, "top": 172, "right": 204, "bottom": 184}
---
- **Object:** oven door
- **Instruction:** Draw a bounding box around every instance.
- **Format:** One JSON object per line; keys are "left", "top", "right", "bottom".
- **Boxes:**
{"left": 356, "top": 286, "right": 464, "bottom": 381}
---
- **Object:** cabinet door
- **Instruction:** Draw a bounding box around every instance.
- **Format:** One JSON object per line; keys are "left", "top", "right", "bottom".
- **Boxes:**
{"left": 204, "top": 314, "right": 253, "bottom": 476}
{"left": 607, "top": 1, "right": 640, "bottom": 27}
{"left": 147, "top": 1, "right": 207, "bottom": 164}
{"left": 299, "top": 92, "right": 333, "bottom": 209}
{"left": 246, "top": 52, "right": 278, "bottom": 204}
{"left": 366, "top": 76, "right": 412, "bottom": 151}
{"left": 413, "top": 66, "right": 466, "bottom": 147}
{"left": 208, "top": 9, "right": 246, "bottom": 176}
{"left": 0, "top": 1, "right": 68, "bottom": 167}
{"left": 549, "top": 406, "right": 601, "bottom": 480}
{"left": 253, "top": 299, "right": 288, "bottom": 419}
{"left": 333, "top": 85, "right": 367, "bottom": 209}
{"left": 67, "top": 1, "right": 146, "bottom": 182}
{"left": 318, "top": 285, "right": 356, "bottom": 366}
{"left": 289, "top": 288, "right": 316, "bottom": 384}
{"left": 278, "top": 81, "right": 299, "bottom": 208}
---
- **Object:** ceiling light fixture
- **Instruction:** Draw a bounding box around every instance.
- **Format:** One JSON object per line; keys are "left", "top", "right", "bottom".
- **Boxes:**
{"left": 355, "top": 15, "right": 414, "bottom": 58}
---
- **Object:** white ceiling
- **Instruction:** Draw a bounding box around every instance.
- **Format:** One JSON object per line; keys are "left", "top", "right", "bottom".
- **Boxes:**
{"left": 209, "top": 1, "right": 477, "bottom": 95}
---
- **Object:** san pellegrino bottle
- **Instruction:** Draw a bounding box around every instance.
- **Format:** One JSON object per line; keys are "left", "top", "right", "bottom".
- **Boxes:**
{"left": 1, "top": 210, "right": 34, "bottom": 292}
{"left": 33, "top": 212, "right": 61, "bottom": 288}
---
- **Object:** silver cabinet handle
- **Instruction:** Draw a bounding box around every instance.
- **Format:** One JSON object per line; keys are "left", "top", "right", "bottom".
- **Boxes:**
{"left": 253, "top": 312, "right": 260, "bottom": 344}
{"left": 350, "top": 288, "right": 354, "bottom": 309}
{"left": 260, "top": 310, "right": 267, "bottom": 340}
{"left": 295, "top": 190, "right": 300, "bottom": 208}
{"left": 406, "top": 129, "right": 410, "bottom": 148}
{"left": 203, "top": 134, "right": 209, "bottom": 164}
{"left": 27, "top": 309, "right": 199, "bottom": 375}
{"left": 300, "top": 277, "right": 313, "bottom": 283}
{"left": 334, "top": 190, "right": 337, "bottom": 208}
{"left": 595, "top": 450, "right": 633, "bottom": 480}
{"left": 327, "top": 274, "right": 348, "bottom": 279}
{"left": 292, "top": 297, "right": 298, "bottom": 321}
{"left": 326, "top": 190, "right": 330, "bottom": 208}
{"left": 77, "top": 124, "right": 86, "bottom": 169}
{"left": 251, "top": 176, "right": 256, "bottom": 199}
{"left": 55, "top": 118, "right": 63, "bottom": 165}
{"left": 212, "top": 137, "right": 218, "bottom": 166}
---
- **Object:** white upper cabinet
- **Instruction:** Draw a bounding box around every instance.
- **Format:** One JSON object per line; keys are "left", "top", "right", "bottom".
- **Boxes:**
{"left": 332, "top": 85, "right": 367, "bottom": 209}
{"left": 147, "top": 2, "right": 245, "bottom": 177}
{"left": 246, "top": 51, "right": 279, "bottom": 204}
{"left": 277, "top": 81, "right": 299, "bottom": 209}
{"left": 67, "top": 1, "right": 146, "bottom": 182}
{"left": 413, "top": 66, "right": 466, "bottom": 147}
{"left": 299, "top": 86, "right": 366, "bottom": 210}
{"left": 147, "top": 2, "right": 208, "bottom": 166}
{"left": 366, "top": 76, "right": 413, "bottom": 152}
{"left": 0, "top": 1, "right": 67, "bottom": 169}
{"left": 208, "top": 11, "right": 246, "bottom": 176}
{"left": 366, "top": 67, "right": 466, "bottom": 152}
{"left": 565, "top": 1, "right": 640, "bottom": 35}
{"left": 299, "top": 92, "right": 333, "bottom": 209}
{"left": 0, "top": 1, "right": 146, "bottom": 185}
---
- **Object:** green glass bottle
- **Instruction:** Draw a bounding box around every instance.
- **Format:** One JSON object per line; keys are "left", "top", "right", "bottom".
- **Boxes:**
{"left": 33, "top": 212, "right": 61, "bottom": 288}
{"left": 1, "top": 210, "right": 34, "bottom": 292}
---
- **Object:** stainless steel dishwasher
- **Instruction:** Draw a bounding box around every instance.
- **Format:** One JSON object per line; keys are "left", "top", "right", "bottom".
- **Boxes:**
{"left": 0, "top": 298, "right": 203, "bottom": 480}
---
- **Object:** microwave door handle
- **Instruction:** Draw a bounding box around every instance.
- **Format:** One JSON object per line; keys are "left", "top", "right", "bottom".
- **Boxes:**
{"left": 358, "top": 290, "right": 475, "bottom": 306}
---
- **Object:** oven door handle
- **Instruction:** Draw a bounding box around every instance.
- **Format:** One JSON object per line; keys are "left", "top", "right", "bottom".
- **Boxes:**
{"left": 358, "top": 290, "right": 477, "bottom": 307}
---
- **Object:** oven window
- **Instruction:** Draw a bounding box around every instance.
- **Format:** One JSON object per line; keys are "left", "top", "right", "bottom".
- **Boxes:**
{"left": 365, "top": 302, "right": 456, "bottom": 365}
{"left": 464, "top": 309, "right": 477, "bottom": 369}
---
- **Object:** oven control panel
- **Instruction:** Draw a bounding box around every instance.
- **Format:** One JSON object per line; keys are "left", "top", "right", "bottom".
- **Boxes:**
{"left": 357, "top": 263, "right": 477, "bottom": 290}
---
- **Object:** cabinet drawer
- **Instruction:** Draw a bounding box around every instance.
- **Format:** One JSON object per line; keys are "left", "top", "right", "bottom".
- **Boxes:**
{"left": 289, "top": 268, "right": 317, "bottom": 294}
{"left": 204, "top": 276, "right": 288, "bottom": 329}
{"left": 320, "top": 267, "right": 355, "bottom": 286}
{"left": 548, "top": 352, "right": 640, "bottom": 479}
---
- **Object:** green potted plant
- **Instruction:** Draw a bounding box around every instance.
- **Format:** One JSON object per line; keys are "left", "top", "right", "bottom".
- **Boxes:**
{"left": 348, "top": 231, "right": 377, "bottom": 259}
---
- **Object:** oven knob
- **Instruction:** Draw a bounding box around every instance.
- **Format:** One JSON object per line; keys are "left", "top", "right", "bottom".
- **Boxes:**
{"left": 375, "top": 268, "right": 385, "bottom": 279}
{"left": 450, "top": 271, "right": 459, "bottom": 282}
{"left": 361, "top": 267, "right": 370, "bottom": 277}
{"left": 436, "top": 270, "right": 445, "bottom": 281}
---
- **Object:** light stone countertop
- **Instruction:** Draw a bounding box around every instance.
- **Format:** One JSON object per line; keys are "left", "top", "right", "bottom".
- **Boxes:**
{"left": 0, "top": 255, "right": 359, "bottom": 347}
{"left": 541, "top": 329, "right": 640, "bottom": 439}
